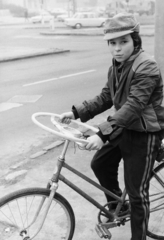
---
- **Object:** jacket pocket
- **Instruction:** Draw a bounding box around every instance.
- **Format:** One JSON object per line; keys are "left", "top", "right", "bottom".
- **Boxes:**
{"left": 141, "top": 115, "right": 147, "bottom": 131}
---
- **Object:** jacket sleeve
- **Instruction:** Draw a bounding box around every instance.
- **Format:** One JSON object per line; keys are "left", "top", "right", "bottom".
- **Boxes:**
{"left": 73, "top": 81, "right": 113, "bottom": 123}
{"left": 99, "top": 60, "right": 160, "bottom": 136}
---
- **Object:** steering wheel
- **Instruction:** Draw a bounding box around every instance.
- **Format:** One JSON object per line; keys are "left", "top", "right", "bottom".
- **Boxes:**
{"left": 32, "top": 112, "right": 99, "bottom": 145}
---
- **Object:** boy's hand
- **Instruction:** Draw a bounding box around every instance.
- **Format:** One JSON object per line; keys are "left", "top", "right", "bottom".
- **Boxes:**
{"left": 59, "top": 112, "right": 75, "bottom": 124}
{"left": 86, "top": 135, "right": 104, "bottom": 151}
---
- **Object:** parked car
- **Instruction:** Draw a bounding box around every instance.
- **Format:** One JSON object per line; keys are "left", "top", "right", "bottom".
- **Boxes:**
{"left": 30, "top": 12, "right": 54, "bottom": 23}
{"left": 65, "top": 12, "right": 107, "bottom": 29}
{"left": 57, "top": 14, "right": 69, "bottom": 22}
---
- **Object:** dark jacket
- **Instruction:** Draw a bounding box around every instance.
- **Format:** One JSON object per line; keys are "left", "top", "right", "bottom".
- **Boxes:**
{"left": 73, "top": 50, "right": 164, "bottom": 140}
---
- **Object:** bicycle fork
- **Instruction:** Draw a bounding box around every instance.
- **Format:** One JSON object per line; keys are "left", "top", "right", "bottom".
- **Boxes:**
{"left": 20, "top": 182, "right": 58, "bottom": 240}
{"left": 20, "top": 140, "right": 69, "bottom": 239}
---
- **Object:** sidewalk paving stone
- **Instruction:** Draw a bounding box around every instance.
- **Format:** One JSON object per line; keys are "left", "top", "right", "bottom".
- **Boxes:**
{"left": 30, "top": 150, "right": 47, "bottom": 159}
{"left": 43, "top": 140, "right": 64, "bottom": 151}
{"left": 5, "top": 170, "right": 27, "bottom": 181}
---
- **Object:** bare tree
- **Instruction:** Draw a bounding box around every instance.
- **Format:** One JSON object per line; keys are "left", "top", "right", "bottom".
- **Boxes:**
{"left": 72, "top": 0, "right": 76, "bottom": 14}
{"left": 0, "top": 0, "right": 3, "bottom": 9}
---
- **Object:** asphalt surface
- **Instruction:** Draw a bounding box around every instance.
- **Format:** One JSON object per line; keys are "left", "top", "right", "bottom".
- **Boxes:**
{"left": 0, "top": 18, "right": 155, "bottom": 63}
{"left": 0, "top": 18, "right": 155, "bottom": 240}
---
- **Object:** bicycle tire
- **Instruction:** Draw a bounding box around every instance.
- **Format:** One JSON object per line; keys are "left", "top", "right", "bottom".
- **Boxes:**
{"left": 147, "top": 162, "right": 164, "bottom": 239}
{"left": 0, "top": 188, "right": 75, "bottom": 240}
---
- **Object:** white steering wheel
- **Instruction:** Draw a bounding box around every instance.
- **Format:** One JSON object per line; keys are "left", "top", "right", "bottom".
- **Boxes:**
{"left": 32, "top": 112, "right": 98, "bottom": 145}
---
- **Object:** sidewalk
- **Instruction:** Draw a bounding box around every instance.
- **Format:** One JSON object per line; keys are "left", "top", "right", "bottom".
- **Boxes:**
{"left": 0, "top": 100, "right": 130, "bottom": 240}
{"left": 0, "top": 111, "right": 132, "bottom": 240}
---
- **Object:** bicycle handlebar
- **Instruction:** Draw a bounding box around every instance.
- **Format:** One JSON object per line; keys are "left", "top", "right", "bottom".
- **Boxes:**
{"left": 32, "top": 112, "right": 99, "bottom": 145}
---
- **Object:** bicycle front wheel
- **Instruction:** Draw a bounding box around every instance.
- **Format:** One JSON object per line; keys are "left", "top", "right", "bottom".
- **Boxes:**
{"left": 148, "top": 162, "right": 164, "bottom": 239}
{"left": 0, "top": 188, "right": 75, "bottom": 240}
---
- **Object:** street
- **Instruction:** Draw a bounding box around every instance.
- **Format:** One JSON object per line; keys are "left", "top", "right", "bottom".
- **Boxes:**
{"left": 0, "top": 26, "right": 110, "bottom": 170}
{"left": 0, "top": 25, "right": 155, "bottom": 240}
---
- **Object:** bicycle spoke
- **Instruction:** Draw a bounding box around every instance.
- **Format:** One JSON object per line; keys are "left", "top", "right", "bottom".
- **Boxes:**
{"left": 0, "top": 189, "right": 75, "bottom": 239}
{"left": 148, "top": 163, "right": 164, "bottom": 239}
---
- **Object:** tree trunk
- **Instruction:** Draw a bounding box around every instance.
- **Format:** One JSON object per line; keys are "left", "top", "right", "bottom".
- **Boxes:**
{"left": 154, "top": 0, "right": 164, "bottom": 79}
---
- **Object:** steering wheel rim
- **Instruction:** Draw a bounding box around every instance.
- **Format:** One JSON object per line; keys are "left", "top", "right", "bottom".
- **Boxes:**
{"left": 32, "top": 112, "right": 98, "bottom": 144}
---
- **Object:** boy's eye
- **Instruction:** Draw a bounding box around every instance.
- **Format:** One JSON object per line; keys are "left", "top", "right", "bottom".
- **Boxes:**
{"left": 110, "top": 42, "right": 115, "bottom": 45}
{"left": 121, "top": 41, "right": 127, "bottom": 44}
{"left": 109, "top": 40, "right": 127, "bottom": 45}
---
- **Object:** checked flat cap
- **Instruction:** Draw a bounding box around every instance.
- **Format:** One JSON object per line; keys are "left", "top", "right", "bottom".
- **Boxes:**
{"left": 104, "top": 12, "right": 140, "bottom": 40}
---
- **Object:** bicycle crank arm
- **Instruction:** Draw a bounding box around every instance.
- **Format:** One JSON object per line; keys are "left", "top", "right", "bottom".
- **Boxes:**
{"left": 95, "top": 224, "right": 112, "bottom": 239}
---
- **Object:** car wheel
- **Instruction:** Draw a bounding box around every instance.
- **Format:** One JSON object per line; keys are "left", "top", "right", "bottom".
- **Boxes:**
{"left": 75, "top": 23, "right": 82, "bottom": 29}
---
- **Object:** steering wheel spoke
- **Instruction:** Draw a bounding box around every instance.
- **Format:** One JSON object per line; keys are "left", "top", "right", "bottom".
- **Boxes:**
{"left": 32, "top": 112, "right": 98, "bottom": 144}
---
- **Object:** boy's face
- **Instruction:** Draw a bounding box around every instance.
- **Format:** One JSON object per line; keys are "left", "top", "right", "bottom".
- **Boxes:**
{"left": 108, "top": 34, "right": 134, "bottom": 62}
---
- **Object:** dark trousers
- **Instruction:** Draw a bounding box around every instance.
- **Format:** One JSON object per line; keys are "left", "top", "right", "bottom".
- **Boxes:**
{"left": 91, "top": 129, "right": 162, "bottom": 240}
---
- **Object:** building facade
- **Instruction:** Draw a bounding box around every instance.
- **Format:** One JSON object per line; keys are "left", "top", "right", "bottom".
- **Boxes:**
{"left": 0, "top": 0, "right": 155, "bottom": 14}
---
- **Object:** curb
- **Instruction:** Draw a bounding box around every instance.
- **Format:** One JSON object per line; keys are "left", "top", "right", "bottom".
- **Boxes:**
{"left": 40, "top": 31, "right": 103, "bottom": 36}
{"left": 0, "top": 49, "right": 70, "bottom": 63}
{"left": 40, "top": 31, "right": 154, "bottom": 37}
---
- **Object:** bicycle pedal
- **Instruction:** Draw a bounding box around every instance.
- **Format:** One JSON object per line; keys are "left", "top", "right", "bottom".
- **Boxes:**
{"left": 95, "top": 224, "right": 112, "bottom": 239}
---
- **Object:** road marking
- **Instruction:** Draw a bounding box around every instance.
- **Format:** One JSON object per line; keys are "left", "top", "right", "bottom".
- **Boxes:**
{"left": 23, "top": 77, "right": 58, "bottom": 87}
{"left": 0, "top": 103, "right": 23, "bottom": 112}
{"left": 0, "top": 95, "right": 42, "bottom": 112}
{"left": 23, "top": 69, "right": 96, "bottom": 87}
{"left": 8, "top": 95, "right": 42, "bottom": 103}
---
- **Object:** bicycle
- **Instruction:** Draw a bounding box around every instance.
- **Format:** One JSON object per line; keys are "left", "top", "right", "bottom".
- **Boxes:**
{"left": 0, "top": 112, "right": 164, "bottom": 240}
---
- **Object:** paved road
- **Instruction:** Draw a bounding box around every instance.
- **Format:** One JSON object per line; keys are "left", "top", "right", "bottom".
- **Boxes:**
{"left": 0, "top": 29, "right": 113, "bottom": 169}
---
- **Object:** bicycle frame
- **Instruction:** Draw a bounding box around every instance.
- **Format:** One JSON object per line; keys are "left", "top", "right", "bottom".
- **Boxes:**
{"left": 24, "top": 139, "right": 164, "bottom": 240}
{"left": 50, "top": 140, "right": 129, "bottom": 221}
{"left": 12, "top": 138, "right": 164, "bottom": 240}
{"left": 20, "top": 139, "right": 129, "bottom": 240}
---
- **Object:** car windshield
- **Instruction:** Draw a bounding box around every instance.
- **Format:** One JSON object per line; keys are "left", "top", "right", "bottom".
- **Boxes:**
{"left": 73, "top": 13, "right": 81, "bottom": 18}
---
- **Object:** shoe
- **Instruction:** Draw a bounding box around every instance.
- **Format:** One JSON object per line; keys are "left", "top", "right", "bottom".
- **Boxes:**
{"left": 102, "top": 202, "right": 130, "bottom": 223}
{"left": 101, "top": 209, "right": 115, "bottom": 223}
{"left": 118, "top": 201, "right": 130, "bottom": 217}
{"left": 120, "top": 201, "right": 130, "bottom": 212}
{"left": 109, "top": 201, "right": 130, "bottom": 213}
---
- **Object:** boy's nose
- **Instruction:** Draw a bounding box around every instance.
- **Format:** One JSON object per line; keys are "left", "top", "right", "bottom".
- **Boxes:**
{"left": 115, "top": 45, "right": 121, "bottom": 51}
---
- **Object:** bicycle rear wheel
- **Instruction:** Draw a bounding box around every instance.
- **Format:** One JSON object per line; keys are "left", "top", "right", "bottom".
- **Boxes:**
{"left": 147, "top": 162, "right": 164, "bottom": 239}
{"left": 0, "top": 188, "right": 75, "bottom": 240}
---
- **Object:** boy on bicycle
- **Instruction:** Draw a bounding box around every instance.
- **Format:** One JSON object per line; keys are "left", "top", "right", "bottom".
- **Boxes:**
{"left": 59, "top": 12, "right": 164, "bottom": 240}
